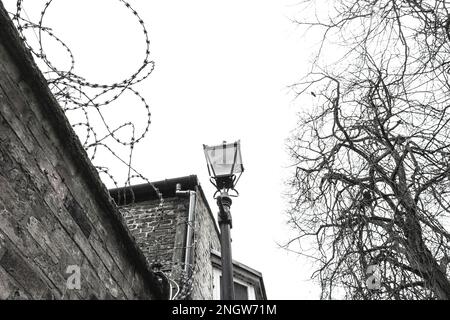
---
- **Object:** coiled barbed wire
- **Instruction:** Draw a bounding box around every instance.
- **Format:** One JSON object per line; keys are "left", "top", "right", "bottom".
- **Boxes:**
{"left": 7, "top": 0, "right": 199, "bottom": 299}
{"left": 9, "top": 0, "right": 157, "bottom": 195}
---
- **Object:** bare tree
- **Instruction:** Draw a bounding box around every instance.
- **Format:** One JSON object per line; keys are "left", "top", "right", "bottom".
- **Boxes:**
{"left": 287, "top": 0, "right": 450, "bottom": 299}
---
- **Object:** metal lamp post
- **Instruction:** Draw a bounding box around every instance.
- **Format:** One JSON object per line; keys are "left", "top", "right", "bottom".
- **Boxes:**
{"left": 203, "top": 140, "right": 244, "bottom": 300}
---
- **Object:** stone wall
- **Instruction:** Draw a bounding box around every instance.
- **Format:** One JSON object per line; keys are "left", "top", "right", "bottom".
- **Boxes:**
{"left": 0, "top": 3, "right": 164, "bottom": 300}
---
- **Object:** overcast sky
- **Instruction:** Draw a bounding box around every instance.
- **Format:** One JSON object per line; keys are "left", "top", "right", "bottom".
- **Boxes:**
{"left": 3, "top": 0, "right": 322, "bottom": 299}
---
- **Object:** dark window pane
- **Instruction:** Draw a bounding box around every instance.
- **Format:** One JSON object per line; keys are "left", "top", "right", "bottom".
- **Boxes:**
{"left": 234, "top": 281, "right": 248, "bottom": 300}
{"left": 219, "top": 276, "right": 249, "bottom": 300}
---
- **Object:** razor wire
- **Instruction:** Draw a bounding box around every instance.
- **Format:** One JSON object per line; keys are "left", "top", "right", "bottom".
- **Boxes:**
{"left": 7, "top": 0, "right": 198, "bottom": 299}
{"left": 9, "top": 0, "right": 155, "bottom": 193}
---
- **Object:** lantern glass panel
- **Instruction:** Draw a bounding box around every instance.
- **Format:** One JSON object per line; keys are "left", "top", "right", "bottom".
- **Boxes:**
{"left": 204, "top": 141, "right": 243, "bottom": 178}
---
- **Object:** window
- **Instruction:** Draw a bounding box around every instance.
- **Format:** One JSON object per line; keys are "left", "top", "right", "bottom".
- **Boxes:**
{"left": 212, "top": 267, "right": 256, "bottom": 300}
{"left": 234, "top": 281, "right": 249, "bottom": 300}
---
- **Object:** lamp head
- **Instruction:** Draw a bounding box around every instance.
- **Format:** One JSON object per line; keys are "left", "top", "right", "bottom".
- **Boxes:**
{"left": 203, "top": 140, "right": 244, "bottom": 196}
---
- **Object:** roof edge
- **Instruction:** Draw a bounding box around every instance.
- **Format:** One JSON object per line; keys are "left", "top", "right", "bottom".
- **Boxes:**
{"left": 211, "top": 249, "right": 264, "bottom": 278}
{"left": 109, "top": 175, "right": 199, "bottom": 205}
{"left": 108, "top": 174, "right": 222, "bottom": 239}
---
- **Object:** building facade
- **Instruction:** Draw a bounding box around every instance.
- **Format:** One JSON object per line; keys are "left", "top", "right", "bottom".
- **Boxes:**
{"left": 110, "top": 175, "right": 266, "bottom": 300}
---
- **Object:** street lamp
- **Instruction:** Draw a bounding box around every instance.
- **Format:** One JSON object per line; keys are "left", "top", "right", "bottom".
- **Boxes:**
{"left": 203, "top": 140, "right": 244, "bottom": 300}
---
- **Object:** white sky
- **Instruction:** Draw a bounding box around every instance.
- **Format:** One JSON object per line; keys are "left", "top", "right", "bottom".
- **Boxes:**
{"left": 3, "top": 0, "right": 322, "bottom": 299}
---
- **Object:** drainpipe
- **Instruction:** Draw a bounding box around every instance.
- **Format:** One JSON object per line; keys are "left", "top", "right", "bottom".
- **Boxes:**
{"left": 175, "top": 183, "right": 196, "bottom": 272}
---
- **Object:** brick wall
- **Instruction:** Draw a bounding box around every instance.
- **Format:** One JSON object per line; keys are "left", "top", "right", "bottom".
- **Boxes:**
{"left": 0, "top": 3, "right": 164, "bottom": 300}
{"left": 115, "top": 181, "right": 221, "bottom": 300}
{"left": 121, "top": 198, "right": 189, "bottom": 270}
{"left": 190, "top": 186, "right": 220, "bottom": 300}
